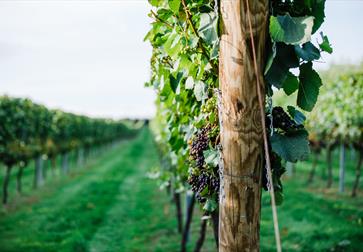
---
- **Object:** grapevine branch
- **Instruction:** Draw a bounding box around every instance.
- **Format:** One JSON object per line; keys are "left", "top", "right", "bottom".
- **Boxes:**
{"left": 150, "top": 10, "right": 174, "bottom": 29}
{"left": 180, "top": 0, "right": 218, "bottom": 74}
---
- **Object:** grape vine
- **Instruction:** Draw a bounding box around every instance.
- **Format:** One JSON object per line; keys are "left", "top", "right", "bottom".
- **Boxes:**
{"left": 146, "top": 0, "right": 331, "bottom": 213}
{"left": 0, "top": 95, "right": 137, "bottom": 204}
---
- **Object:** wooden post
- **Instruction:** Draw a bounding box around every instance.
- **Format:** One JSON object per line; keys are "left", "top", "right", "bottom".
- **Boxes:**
{"left": 326, "top": 145, "right": 333, "bottom": 188}
{"left": 61, "top": 153, "right": 69, "bottom": 174}
{"left": 16, "top": 166, "right": 24, "bottom": 193}
{"left": 307, "top": 153, "right": 318, "bottom": 184}
{"left": 352, "top": 150, "right": 363, "bottom": 197}
{"left": 219, "top": 0, "right": 268, "bottom": 251}
{"left": 181, "top": 191, "right": 195, "bottom": 252}
{"left": 2, "top": 165, "right": 12, "bottom": 204}
{"left": 77, "top": 148, "right": 85, "bottom": 167}
{"left": 34, "top": 156, "right": 44, "bottom": 188}
{"left": 339, "top": 143, "right": 346, "bottom": 193}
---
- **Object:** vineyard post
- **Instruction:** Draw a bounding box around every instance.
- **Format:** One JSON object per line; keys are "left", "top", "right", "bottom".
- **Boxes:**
{"left": 181, "top": 191, "right": 195, "bottom": 252}
{"left": 352, "top": 150, "right": 363, "bottom": 197}
{"left": 61, "top": 153, "right": 69, "bottom": 174}
{"left": 219, "top": 0, "right": 268, "bottom": 251}
{"left": 16, "top": 166, "right": 24, "bottom": 193}
{"left": 51, "top": 157, "right": 57, "bottom": 176}
{"left": 307, "top": 153, "right": 318, "bottom": 184}
{"left": 339, "top": 143, "right": 346, "bottom": 193}
{"left": 78, "top": 148, "right": 85, "bottom": 167}
{"left": 34, "top": 156, "right": 44, "bottom": 188}
{"left": 2, "top": 165, "right": 12, "bottom": 204}
{"left": 326, "top": 145, "right": 333, "bottom": 188}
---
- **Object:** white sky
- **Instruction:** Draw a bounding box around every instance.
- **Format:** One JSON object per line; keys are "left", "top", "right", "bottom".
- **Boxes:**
{"left": 0, "top": 0, "right": 362, "bottom": 119}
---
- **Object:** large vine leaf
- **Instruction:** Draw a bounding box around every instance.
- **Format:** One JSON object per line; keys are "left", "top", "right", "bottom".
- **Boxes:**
{"left": 265, "top": 43, "right": 299, "bottom": 88}
{"left": 294, "top": 42, "right": 320, "bottom": 61}
{"left": 297, "top": 62, "right": 322, "bottom": 111}
{"left": 203, "top": 198, "right": 218, "bottom": 212}
{"left": 283, "top": 72, "right": 299, "bottom": 95}
{"left": 164, "top": 31, "right": 183, "bottom": 58}
{"left": 193, "top": 81, "right": 208, "bottom": 102}
{"left": 264, "top": 43, "right": 277, "bottom": 75}
{"left": 149, "top": 0, "right": 162, "bottom": 7}
{"left": 311, "top": 0, "right": 326, "bottom": 33}
{"left": 198, "top": 12, "right": 218, "bottom": 46}
{"left": 168, "top": 0, "right": 180, "bottom": 15}
{"left": 169, "top": 72, "right": 183, "bottom": 93}
{"left": 185, "top": 76, "right": 194, "bottom": 90}
{"left": 270, "top": 14, "right": 314, "bottom": 45}
{"left": 203, "top": 149, "right": 219, "bottom": 167}
{"left": 287, "top": 106, "right": 306, "bottom": 125}
{"left": 270, "top": 130, "right": 310, "bottom": 163}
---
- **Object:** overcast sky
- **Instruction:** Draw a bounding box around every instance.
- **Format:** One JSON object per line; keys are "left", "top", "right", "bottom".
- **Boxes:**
{"left": 0, "top": 0, "right": 362, "bottom": 119}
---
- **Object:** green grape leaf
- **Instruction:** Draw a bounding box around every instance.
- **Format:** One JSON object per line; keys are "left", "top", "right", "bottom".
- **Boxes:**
{"left": 185, "top": 76, "right": 194, "bottom": 90}
{"left": 283, "top": 72, "right": 299, "bottom": 95}
{"left": 297, "top": 62, "right": 322, "bottom": 111}
{"left": 168, "top": 0, "right": 180, "bottom": 14}
{"left": 157, "top": 8, "right": 174, "bottom": 20}
{"left": 149, "top": 0, "right": 162, "bottom": 7}
{"left": 294, "top": 42, "right": 320, "bottom": 61}
{"left": 311, "top": 0, "right": 326, "bottom": 33}
{"left": 203, "top": 149, "right": 219, "bottom": 167}
{"left": 169, "top": 72, "right": 183, "bottom": 93}
{"left": 287, "top": 106, "right": 306, "bottom": 125}
{"left": 193, "top": 81, "right": 208, "bottom": 102}
{"left": 319, "top": 32, "right": 333, "bottom": 54}
{"left": 270, "top": 130, "right": 310, "bottom": 163}
{"left": 200, "top": 186, "right": 209, "bottom": 197}
{"left": 264, "top": 43, "right": 277, "bottom": 75}
{"left": 198, "top": 12, "right": 218, "bottom": 46}
{"left": 203, "top": 198, "right": 218, "bottom": 212}
{"left": 210, "top": 40, "right": 219, "bottom": 60}
{"left": 164, "top": 31, "right": 183, "bottom": 58}
{"left": 270, "top": 15, "right": 314, "bottom": 45}
{"left": 265, "top": 43, "right": 299, "bottom": 88}
{"left": 160, "top": 79, "right": 172, "bottom": 98}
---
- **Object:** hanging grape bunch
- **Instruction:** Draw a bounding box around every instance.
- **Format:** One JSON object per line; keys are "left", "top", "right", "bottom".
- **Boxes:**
{"left": 271, "top": 106, "right": 303, "bottom": 133}
{"left": 188, "top": 97, "right": 220, "bottom": 206}
{"left": 189, "top": 126, "right": 210, "bottom": 169}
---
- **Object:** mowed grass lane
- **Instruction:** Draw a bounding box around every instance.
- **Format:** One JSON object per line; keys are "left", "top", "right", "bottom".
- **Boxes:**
{"left": 0, "top": 129, "right": 183, "bottom": 252}
{"left": 0, "top": 129, "right": 362, "bottom": 252}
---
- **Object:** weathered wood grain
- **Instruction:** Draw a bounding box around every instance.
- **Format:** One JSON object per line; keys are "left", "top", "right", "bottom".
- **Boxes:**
{"left": 219, "top": 0, "right": 269, "bottom": 251}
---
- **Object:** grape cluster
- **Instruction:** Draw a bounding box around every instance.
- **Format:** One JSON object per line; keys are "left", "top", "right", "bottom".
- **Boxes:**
{"left": 189, "top": 126, "right": 210, "bottom": 169}
{"left": 188, "top": 171, "right": 219, "bottom": 204}
{"left": 188, "top": 126, "right": 220, "bottom": 204}
{"left": 201, "top": 96, "right": 217, "bottom": 114}
{"left": 271, "top": 106, "right": 302, "bottom": 132}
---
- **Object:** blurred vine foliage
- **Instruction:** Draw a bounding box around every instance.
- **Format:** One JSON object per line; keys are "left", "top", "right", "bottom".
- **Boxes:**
{"left": 0, "top": 96, "right": 135, "bottom": 168}
{"left": 145, "top": 0, "right": 331, "bottom": 210}
{"left": 307, "top": 66, "right": 363, "bottom": 146}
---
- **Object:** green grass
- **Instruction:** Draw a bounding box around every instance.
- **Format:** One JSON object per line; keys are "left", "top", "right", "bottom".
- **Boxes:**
{"left": 260, "top": 148, "right": 363, "bottom": 252}
{"left": 0, "top": 130, "right": 362, "bottom": 251}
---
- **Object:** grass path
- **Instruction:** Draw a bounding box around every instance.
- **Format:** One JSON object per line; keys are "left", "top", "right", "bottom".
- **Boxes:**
{"left": 0, "top": 129, "right": 183, "bottom": 252}
{"left": 0, "top": 129, "right": 362, "bottom": 251}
